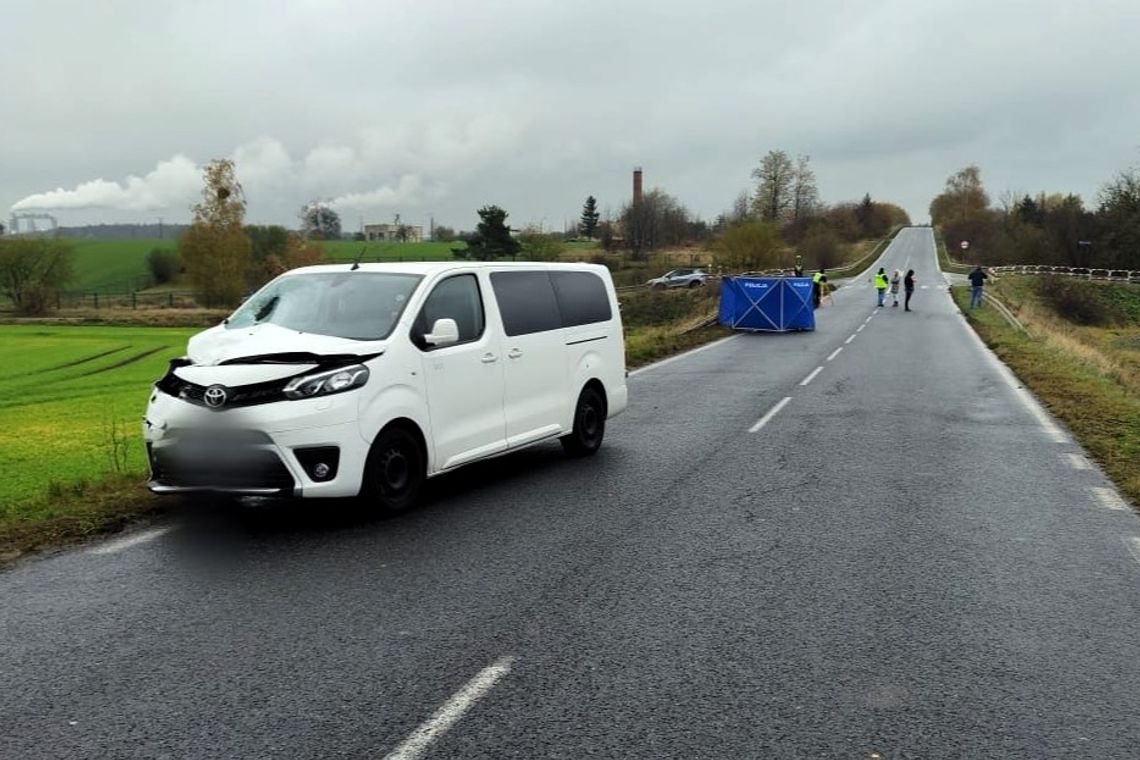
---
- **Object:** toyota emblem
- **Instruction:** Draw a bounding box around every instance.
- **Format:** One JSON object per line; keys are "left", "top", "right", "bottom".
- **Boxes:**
{"left": 203, "top": 385, "right": 229, "bottom": 409}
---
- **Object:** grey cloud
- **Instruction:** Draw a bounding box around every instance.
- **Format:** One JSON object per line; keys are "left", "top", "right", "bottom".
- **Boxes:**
{"left": 3, "top": 0, "right": 1139, "bottom": 230}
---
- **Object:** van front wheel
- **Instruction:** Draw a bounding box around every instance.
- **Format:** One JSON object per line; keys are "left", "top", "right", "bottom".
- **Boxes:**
{"left": 561, "top": 387, "right": 606, "bottom": 457}
{"left": 362, "top": 426, "right": 424, "bottom": 514}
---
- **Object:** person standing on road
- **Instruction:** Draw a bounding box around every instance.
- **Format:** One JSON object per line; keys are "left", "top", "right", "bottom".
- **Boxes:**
{"left": 968, "top": 266, "right": 989, "bottom": 308}
{"left": 904, "top": 269, "right": 916, "bottom": 311}
{"left": 873, "top": 268, "right": 889, "bottom": 307}
{"left": 812, "top": 268, "right": 828, "bottom": 308}
{"left": 890, "top": 270, "right": 901, "bottom": 308}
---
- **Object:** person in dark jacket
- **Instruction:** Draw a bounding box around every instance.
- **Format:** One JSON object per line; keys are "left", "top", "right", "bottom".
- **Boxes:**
{"left": 904, "top": 269, "right": 916, "bottom": 311}
{"left": 968, "top": 266, "right": 988, "bottom": 308}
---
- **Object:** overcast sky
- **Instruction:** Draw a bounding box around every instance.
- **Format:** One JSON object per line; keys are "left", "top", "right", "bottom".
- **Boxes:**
{"left": 3, "top": 0, "right": 1139, "bottom": 232}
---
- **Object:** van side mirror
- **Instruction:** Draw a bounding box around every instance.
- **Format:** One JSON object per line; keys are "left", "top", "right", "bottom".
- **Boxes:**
{"left": 424, "top": 318, "right": 460, "bottom": 347}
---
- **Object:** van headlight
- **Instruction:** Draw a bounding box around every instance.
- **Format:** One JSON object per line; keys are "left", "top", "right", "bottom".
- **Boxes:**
{"left": 283, "top": 365, "right": 370, "bottom": 400}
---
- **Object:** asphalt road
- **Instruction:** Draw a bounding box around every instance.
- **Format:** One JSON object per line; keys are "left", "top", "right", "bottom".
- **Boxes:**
{"left": 5, "top": 227, "right": 1140, "bottom": 759}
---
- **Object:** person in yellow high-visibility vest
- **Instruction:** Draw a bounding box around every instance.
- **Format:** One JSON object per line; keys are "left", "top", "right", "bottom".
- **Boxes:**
{"left": 873, "top": 267, "right": 889, "bottom": 307}
{"left": 812, "top": 268, "right": 828, "bottom": 308}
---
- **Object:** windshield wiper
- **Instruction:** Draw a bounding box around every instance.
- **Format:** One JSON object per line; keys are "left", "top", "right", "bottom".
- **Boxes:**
{"left": 219, "top": 351, "right": 383, "bottom": 366}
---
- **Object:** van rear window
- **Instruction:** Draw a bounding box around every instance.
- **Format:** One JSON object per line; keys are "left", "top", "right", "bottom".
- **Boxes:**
{"left": 490, "top": 271, "right": 562, "bottom": 336}
{"left": 551, "top": 271, "right": 612, "bottom": 327}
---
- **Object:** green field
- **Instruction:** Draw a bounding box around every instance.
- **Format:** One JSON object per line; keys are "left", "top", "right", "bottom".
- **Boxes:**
{"left": 59, "top": 238, "right": 470, "bottom": 293}
{"left": 68, "top": 238, "right": 177, "bottom": 291}
{"left": 0, "top": 325, "right": 195, "bottom": 515}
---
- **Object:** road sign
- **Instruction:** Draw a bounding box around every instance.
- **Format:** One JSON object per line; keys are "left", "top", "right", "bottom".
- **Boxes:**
{"left": 960, "top": 241, "right": 970, "bottom": 250}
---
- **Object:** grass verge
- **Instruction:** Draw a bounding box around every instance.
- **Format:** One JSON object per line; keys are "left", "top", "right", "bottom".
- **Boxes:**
{"left": 952, "top": 281, "right": 1140, "bottom": 509}
{"left": 0, "top": 476, "right": 165, "bottom": 563}
{"left": 936, "top": 227, "right": 973, "bottom": 274}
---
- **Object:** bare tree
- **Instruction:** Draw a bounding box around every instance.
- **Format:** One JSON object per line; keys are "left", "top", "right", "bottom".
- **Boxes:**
{"left": 791, "top": 154, "right": 819, "bottom": 222}
{"left": 751, "top": 150, "right": 795, "bottom": 222}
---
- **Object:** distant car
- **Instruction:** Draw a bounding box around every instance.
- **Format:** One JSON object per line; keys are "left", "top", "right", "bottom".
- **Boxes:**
{"left": 647, "top": 269, "right": 707, "bottom": 289}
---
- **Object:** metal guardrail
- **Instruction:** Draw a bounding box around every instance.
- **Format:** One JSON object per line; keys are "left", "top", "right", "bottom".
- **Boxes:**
{"left": 987, "top": 265, "right": 1140, "bottom": 283}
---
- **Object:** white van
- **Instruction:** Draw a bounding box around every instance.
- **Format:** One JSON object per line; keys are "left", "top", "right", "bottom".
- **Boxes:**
{"left": 143, "top": 262, "right": 628, "bottom": 512}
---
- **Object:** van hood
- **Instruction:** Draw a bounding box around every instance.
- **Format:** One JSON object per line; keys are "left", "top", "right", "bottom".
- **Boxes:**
{"left": 187, "top": 323, "right": 388, "bottom": 367}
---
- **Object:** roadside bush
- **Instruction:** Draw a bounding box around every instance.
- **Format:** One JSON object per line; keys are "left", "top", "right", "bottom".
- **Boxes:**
{"left": 518, "top": 228, "right": 565, "bottom": 261}
{"left": 1033, "top": 277, "right": 1115, "bottom": 326}
{"left": 619, "top": 287, "right": 717, "bottom": 329}
{"left": 0, "top": 238, "right": 74, "bottom": 314}
{"left": 798, "top": 223, "right": 842, "bottom": 269}
{"left": 713, "top": 219, "right": 782, "bottom": 273}
{"left": 146, "top": 248, "right": 180, "bottom": 284}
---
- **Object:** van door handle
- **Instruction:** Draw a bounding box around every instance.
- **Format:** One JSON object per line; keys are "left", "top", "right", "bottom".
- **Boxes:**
{"left": 481, "top": 353, "right": 498, "bottom": 364}
{"left": 507, "top": 348, "right": 523, "bottom": 359}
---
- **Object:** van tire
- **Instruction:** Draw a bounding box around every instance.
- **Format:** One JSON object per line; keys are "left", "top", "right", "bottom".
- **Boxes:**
{"left": 561, "top": 387, "right": 606, "bottom": 457}
{"left": 361, "top": 426, "right": 424, "bottom": 514}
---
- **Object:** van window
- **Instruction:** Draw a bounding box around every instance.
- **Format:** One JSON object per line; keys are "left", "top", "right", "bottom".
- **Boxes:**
{"left": 551, "top": 271, "right": 612, "bottom": 327}
{"left": 226, "top": 272, "right": 422, "bottom": 341}
{"left": 490, "top": 271, "right": 562, "bottom": 337}
{"left": 413, "top": 274, "right": 485, "bottom": 350}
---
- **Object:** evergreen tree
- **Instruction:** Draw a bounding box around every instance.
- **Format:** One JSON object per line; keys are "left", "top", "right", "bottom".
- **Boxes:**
{"left": 580, "top": 195, "right": 600, "bottom": 239}
{"left": 460, "top": 205, "right": 520, "bottom": 260}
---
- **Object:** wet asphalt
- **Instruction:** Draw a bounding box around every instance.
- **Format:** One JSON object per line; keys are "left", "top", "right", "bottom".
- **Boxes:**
{"left": 3, "top": 228, "right": 1140, "bottom": 759}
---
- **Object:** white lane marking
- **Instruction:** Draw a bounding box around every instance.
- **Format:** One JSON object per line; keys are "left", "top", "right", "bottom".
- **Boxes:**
{"left": 856, "top": 324, "right": 866, "bottom": 333}
{"left": 1123, "top": 537, "right": 1140, "bottom": 566}
{"left": 628, "top": 335, "right": 739, "bottom": 378}
{"left": 1064, "top": 453, "right": 1091, "bottom": 470}
{"left": 1093, "top": 487, "right": 1129, "bottom": 512}
{"left": 844, "top": 334, "right": 856, "bottom": 345}
{"left": 921, "top": 285, "right": 930, "bottom": 290}
{"left": 826, "top": 347, "right": 843, "bottom": 362}
{"left": 958, "top": 321, "right": 1067, "bottom": 443}
{"left": 382, "top": 657, "right": 515, "bottom": 760}
{"left": 88, "top": 526, "right": 174, "bottom": 555}
{"left": 864, "top": 315, "right": 873, "bottom": 324}
{"left": 749, "top": 396, "right": 792, "bottom": 433}
{"left": 799, "top": 366, "right": 824, "bottom": 386}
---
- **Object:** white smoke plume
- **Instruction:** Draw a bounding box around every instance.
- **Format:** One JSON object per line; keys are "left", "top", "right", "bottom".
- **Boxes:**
{"left": 11, "top": 155, "right": 200, "bottom": 212}
{"left": 9, "top": 116, "right": 526, "bottom": 219}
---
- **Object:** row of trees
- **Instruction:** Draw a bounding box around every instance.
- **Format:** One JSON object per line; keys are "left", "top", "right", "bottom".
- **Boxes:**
{"left": 709, "top": 151, "right": 908, "bottom": 272}
{"left": 930, "top": 164, "right": 1140, "bottom": 269}
{"left": 567, "top": 150, "right": 908, "bottom": 272}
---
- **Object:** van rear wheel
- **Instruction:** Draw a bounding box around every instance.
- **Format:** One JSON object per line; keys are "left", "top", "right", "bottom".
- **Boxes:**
{"left": 561, "top": 387, "right": 606, "bottom": 457}
{"left": 362, "top": 426, "right": 424, "bottom": 514}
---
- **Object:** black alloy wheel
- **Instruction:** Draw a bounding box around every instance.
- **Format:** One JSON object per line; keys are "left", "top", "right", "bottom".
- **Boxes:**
{"left": 561, "top": 387, "right": 606, "bottom": 457}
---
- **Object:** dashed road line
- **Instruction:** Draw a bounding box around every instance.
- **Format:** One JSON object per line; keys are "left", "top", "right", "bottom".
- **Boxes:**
{"left": 88, "top": 526, "right": 174, "bottom": 555}
{"left": 1064, "top": 453, "right": 1091, "bottom": 470}
{"left": 856, "top": 324, "right": 866, "bottom": 333}
{"left": 382, "top": 656, "right": 516, "bottom": 760}
{"left": 1093, "top": 487, "right": 1129, "bottom": 512}
{"left": 844, "top": 334, "right": 857, "bottom": 345}
{"left": 749, "top": 396, "right": 792, "bottom": 433}
{"left": 826, "top": 347, "right": 843, "bottom": 362}
{"left": 799, "top": 366, "right": 824, "bottom": 386}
